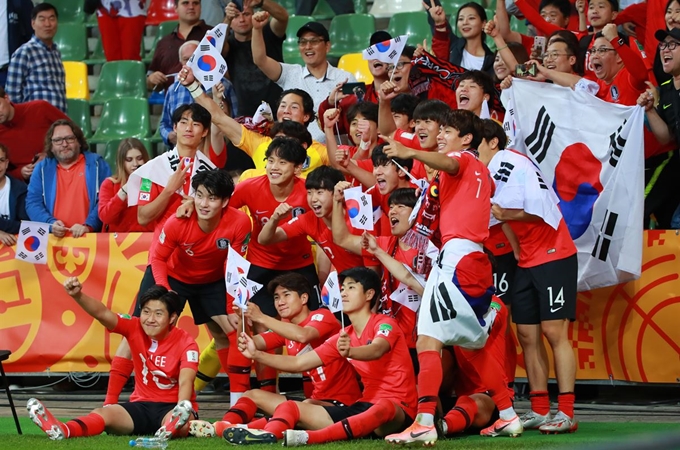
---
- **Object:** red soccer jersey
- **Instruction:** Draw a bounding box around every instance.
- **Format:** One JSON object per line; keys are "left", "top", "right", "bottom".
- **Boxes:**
{"left": 438, "top": 151, "right": 492, "bottom": 244}
{"left": 485, "top": 224, "right": 514, "bottom": 257}
{"left": 151, "top": 207, "right": 252, "bottom": 287}
{"left": 259, "top": 309, "right": 361, "bottom": 406}
{"left": 315, "top": 314, "right": 417, "bottom": 417}
{"left": 230, "top": 175, "right": 313, "bottom": 270}
{"left": 112, "top": 315, "right": 199, "bottom": 409}
{"left": 279, "top": 211, "right": 374, "bottom": 272}
{"left": 394, "top": 129, "right": 422, "bottom": 150}
{"left": 595, "top": 67, "right": 645, "bottom": 106}
{"left": 506, "top": 217, "right": 576, "bottom": 268}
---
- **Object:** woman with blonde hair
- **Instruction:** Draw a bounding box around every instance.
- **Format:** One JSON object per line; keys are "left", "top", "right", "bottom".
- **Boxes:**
{"left": 98, "top": 139, "right": 152, "bottom": 232}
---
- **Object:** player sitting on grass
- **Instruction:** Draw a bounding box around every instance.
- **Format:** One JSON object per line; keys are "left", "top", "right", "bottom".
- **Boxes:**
{"left": 28, "top": 278, "right": 199, "bottom": 440}
{"left": 188, "top": 273, "right": 361, "bottom": 440}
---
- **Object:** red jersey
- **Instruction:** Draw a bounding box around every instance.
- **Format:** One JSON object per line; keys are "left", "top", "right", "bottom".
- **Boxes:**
{"left": 394, "top": 129, "right": 422, "bottom": 150}
{"left": 98, "top": 178, "right": 154, "bottom": 232}
{"left": 506, "top": 218, "right": 576, "bottom": 268}
{"left": 438, "top": 151, "right": 492, "bottom": 244}
{"left": 315, "top": 314, "right": 417, "bottom": 417}
{"left": 279, "top": 211, "right": 374, "bottom": 272}
{"left": 595, "top": 67, "right": 646, "bottom": 106}
{"left": 230, "top": 175, "right": 313, "bottom": 270}
{"left": 485, "top": 224, "right": 513, "bottom": 257}
{"left": 151, "top": 207, "right": 252, "bottom": 287}
{"left": 259, "top": 309, "right": 361, "bottom": 406}
{"left": 112, "top": 315, "right": 199, "bottom": 409}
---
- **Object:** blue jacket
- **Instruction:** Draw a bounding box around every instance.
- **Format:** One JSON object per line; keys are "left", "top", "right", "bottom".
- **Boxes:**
{"left": 26, "top": 152, "right": 111, "bottom": 231}
{"left": 0, "top": 175, "right": 29, "bottom": 234}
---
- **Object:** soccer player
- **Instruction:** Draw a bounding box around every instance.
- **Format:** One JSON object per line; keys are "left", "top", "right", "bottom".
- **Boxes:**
{"left": 258, "top": 165, "right": 378, "bottom": 275}
{"left": 28, "top": 278, "right": 198, "bottom": 441}
{"left": 382, "top": 109, "right": 521, "bottom": 445}
{"left": 483, "top": 124, "right": 579, "bottom": 434}
{"left": 230, "top": 267, "right": 417, "bottom": 446}
{"left": 189, "top": 273, "right": 361, "bottom": 441}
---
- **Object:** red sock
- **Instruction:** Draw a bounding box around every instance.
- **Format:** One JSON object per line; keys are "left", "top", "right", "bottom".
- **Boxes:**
{"left": 104, "top": 356, "right": 133, "bottom": 405}
{"left": 222, "top": 396, "right": 257, "bottom": 424}
{"left": 529, "top": 390, "right": 551, "bottom": 415}
{"left": 264, "top": 401, "right": 300, "bottom": 439}
{"left": 505, "top": 331, "right": 517, "bottom": 386}
{"left": 443, "top": 395, "right": 478, "bottom": 435}
{"left": 557, "top": 392, "right": 575, "bottom": 418}
{"left": 416, "top": 351, "right": 442, "bottom": 416}
{"left": 257, "top": 351, "right": 278, "bottom": 393}
{"left": 248, "top": 417, "right": 268, "bottom": 428}
{"left": 306, "top": 398, "right": 396, "bottom": 444}
{"left": 65, "top": 413, "right": 106, "bottom": 437}
{"left": 225, "top": 332, "right": 252, "bottom": 394}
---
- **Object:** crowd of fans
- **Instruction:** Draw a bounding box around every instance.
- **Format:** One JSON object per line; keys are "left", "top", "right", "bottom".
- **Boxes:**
{"left": 2, "top": 0, "right": 677, "bottom": 446}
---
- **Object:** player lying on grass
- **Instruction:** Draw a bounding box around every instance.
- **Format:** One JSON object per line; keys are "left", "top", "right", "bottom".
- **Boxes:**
{"left": 187, "top": 273, "right": 361, "bottom": 439}
{"left": 27, "top": 278, "right": 199, "bottom": 440}
{"left": 222, "top": 267, "right": 417, "bottom": 446}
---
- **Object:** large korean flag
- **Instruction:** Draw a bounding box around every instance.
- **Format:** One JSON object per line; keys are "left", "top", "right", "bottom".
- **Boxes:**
{"left": 508, "top": 79, "right": 644, "bottom": 291}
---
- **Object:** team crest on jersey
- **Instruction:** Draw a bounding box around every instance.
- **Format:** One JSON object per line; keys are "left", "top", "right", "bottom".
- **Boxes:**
{"left": 311, "top": 313, "right": 324, "bottom": 322}
{"left": 610, "top": 85, "right": 619, "bottom": 102}
{"left": 159, "top": 230, "right": 166, "bottom": 244}
{"left": 302, "top": 155, "right": 311, "bottom": 170}
{"left": 140, "top": 192, "right": 150, "bottom": 201}
{"left": 377, "top": 323, "right": 392, "bottom": 337}
{"left": 216, "top": 238, "right": 230, "bottom": 250}
{"left": 241, "top": 233, "right": 251, "bottom": 253}
{"left": 291, "top": 207, "right": 305, "bottom": 218}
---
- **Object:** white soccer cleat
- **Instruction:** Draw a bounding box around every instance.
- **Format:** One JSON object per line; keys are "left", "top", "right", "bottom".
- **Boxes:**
{"left": 282, "top": 429, "right": 309, "bottom": 447}
{"left": 480, "top": 415, "right": 523, "bottom": 437}
{"left": 188, "top": 419, "right": 216, "bottom": 437}
{"left": 520, "top": 410, "right": 552, "bottom": 429}
{"left": 27, "top": 398, "right": 66, "bottom": 440}
{"left": 384, "top": 421, "right": 438, "bottom": 446}
{"left": 155, "top": 399, "right": 193, "bottom": 440}
{"left": 539, "top": 411, "right": 578, "bottom": 434}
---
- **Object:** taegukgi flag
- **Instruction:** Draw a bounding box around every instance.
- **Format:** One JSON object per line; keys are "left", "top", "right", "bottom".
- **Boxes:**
{"left": 321, "top": 271, "right": 343, "bottom": 313}
{"left": 205, "top": 23, "right": 228, "bottom": 51}
{"left": 362, "top": 35, "right": 408, "bottom": 65}
{"left": 344, "top": 186, "right": 374, "bottom": 231}
{"left": 16, "top": 221, "right": 49, "bottom": 265}
{"left": 188, "top": 30, "right": 228, "bottom": 90}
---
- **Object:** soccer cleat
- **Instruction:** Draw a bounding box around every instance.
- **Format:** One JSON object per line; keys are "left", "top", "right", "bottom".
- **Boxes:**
{"left": 282, "top": 429, "right": 309, "bottom": 447}
{"left": 480, "top": 416, "right": 523, "bottom": 437}
{"left": 27, "top": 398, "right": 66, "bottom": 440}
{"left": 520, "top": 410, "right": 552, "bottom": 429}
{"left": 223, "top": 427, "right": 277, "bottom": 445}
{"left": 155, "top": 399, "right": 193, "bottom": 440}
{"left": 384, "top": 421, "right": 438, "bottom": 446}
{"left": 189, "top": 419, "right": 216, "bottom": 437}
{"left": 539, "top": 411, "right": 578, "bottom": 434}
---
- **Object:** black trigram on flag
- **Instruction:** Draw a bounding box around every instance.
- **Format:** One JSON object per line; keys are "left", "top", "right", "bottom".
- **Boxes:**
{"left": 214, "top": 29, "right": 223, "bottom": 38}
{"left": 525, "top": 106, "right": 555, "bottom": 164}
{"left": 359, "top": 215, "right": 368, "bottom": 225}
{"left": 535, "top": 171, "right": 548, "bottom": 190}
{"left": 331, "top": 297, "right": 340, "bottom": 309}
{"left": 407, "top": 294, "right": 419, "bottom": 303}
{"left": 327, "top": 278, "right": 335, "bottom": 288}
{"left": 388, "top": 50, "right": 397, "bottom": 59}
{"left": 591, "top": 209, "right": 618, "bottom": 262}
{"left": 219, "top": 64, "right": 226, "bottom": 73}
{"left": 494, "top": 161, "right": 514, "bottom": 183}
{"left": 430, "top": 283, "right": 457, "bottom": 323}
{"left": 195, "top": 159, "right": 212, "bottom": 174}
{"left": 37, "top": 227, "right": 46, "bottom": 236}
{"left": 200, "top": 44, "right": 210, "bottom": 51}
{"left": 366, "top": 47, "right": 375, "bottom": 55}
{"left": 34, "top": 252, "right": 44, "bottom": 260}
{"left": 17, "top": 251, "right": 27, "bottom": 259}
{"left": 203, "top": 75, "right": 214, "bottom": 82}
{"left": 608, "top": 120, "right": 627, "bottom": 167}
{"left": 168, "top": 153, "right": 181, "bottom": 171}
{"left": 360, "top": 196, "right": 368, "bottom": 207}
{"left": 239, "top": 276, "right": 248, "bottom": 287}
{"left": 252, "top": 285, "right": 260, "bottom": 295}
{"left": 21, "top": 227, "right": 30, "bottom": 235}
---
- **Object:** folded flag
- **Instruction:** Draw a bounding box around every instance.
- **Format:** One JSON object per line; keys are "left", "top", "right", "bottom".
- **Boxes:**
{"left": 321, "top": 271, "right": 343, "bottom": 313}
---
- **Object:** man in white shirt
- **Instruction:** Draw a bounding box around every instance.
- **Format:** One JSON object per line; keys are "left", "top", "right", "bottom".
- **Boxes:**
{"left": 251, "top": 16, "right": 355, "bottom": 142}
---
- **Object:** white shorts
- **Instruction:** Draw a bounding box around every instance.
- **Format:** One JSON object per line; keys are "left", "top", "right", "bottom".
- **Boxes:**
{"left": 417, "top": 239, "right": 497, "bottom": 349}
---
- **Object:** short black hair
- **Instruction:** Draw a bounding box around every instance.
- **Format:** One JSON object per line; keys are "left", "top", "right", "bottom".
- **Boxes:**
{"left": 277, "top": 89, "right": 316, "bottom": 125}
{"left": 305, "top": 166, "right": 344, "bottom": 191}
{"left": 388, "top": 188, "right": 418, "bottom": 209}
{"left": 413, "top": 99, "right": 450, "bottom": 122}
{"left": 265, "top": 136, "right": 308, "bottom": 166}
{"left": 539, "top": 0, "right": 572, "bottom": 19}
{"left": 391, "top": 94, "right": 421, "bottom": 120}
{"left": 139, "top": 285, "right": 182, "bottom": 317}
{"left": 371, "top": 142, "right": 414, "bottom": 171}
{"left": 267, "top": 272, "right": 313, "bottom": 300}
{"left": 270, "top": 121, "right": 313, "bottom": 149}
{"left": 480, "top": 119, "right": 507, "bottom": 150}
{"left": 32, "top": 2, "right": 58, "bottom": 20}
{"left": 172, "top": 103, "right": 212, "bottom": 130}
{"left": 339, "top": 267, "right": 382, "bottom": 309}
{"left": 457, "top": 70, "right": 496, "bottom": 107}
{"left": 604, "top": 0, "right": 619, "bottom": 11}
{"left": 191, "top": 169, "right": 235, "bottom": 199}
{"left": 401, "top": 45, "right": 416, "bottom": 60}
{"left": 441, "top": 109, "right": 483, "bottom": 150}
{"left": 347, "top": 101, "right": 378, "bottom": 124}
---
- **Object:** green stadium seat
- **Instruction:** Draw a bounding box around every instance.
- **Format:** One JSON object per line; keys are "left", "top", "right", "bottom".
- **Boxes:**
{"left": 66, "top": 99, "right": 92, "bottom": 138}
{"left": 311, "top": 0, "right": 334, "bottom": 19}
{"left": 52, "top": 0, "right": 85, "bottom": 23}
{"left": 85, "top": 38, "right": 107, "bottom": 66}
{"left": 280, "top": 0, "right": 296, "bottom": 15}
{"left": 510, "top": 16, "right": 529, "bottom": 34}
{"left": 387, "top": 11, "right": 432, "bottom": 48}
{"left": 90, "top": 98, "right": 151, "bottom": 143}
{"left": 54, "top": 23, "right": 88, "bottom": 61}
{"left": 143, "top": 20, "right": 179, "bottom": 64}
{"left": 354, "top": 0, "right": 368, "bottom": 14}
{"left": 283, "top": 15, "right": 315, "bottom": 65}
{"left": 90, "top": 61, "right": 147, "bottom": 104}
{"left": 328, "top": 14, "right": 375, "bottom": 59}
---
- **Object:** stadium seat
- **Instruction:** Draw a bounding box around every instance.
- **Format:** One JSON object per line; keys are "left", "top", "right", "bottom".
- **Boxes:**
{"left": 387, "top": 11, "right": 432, "bottom": 48}
{"left": 280, "top": 0, "right": 296, "bottom": 14}
{"left": 283, "top": 15, "right": 315, "bottom": 65}
{"left": 146, "top": 0, "right": 179, "bottom": 25}
{"left": 52, "top": 0, "right": 85, "bottom": 23}
{"left": 90, "top": 61, "right": 147, "bottom": 104}
{"left": 64, "top": 62, "right": 90, "bottom": 100}
{"left": 370, "top": 0, "right": 423, "bottom": 19}
{"left": 67, "top": 99, "right": 92, "bottom": 138}
{"left": 328, "top": 14, "right": 375, "bottom": 59}
{"left": 90, "top": 98, "right": 151, "bottom": 143}
{"left": 338, "top": 53, "right": 374, "bottom": 83}
{"left": 510, "top": 16, "right": 529, "bottom": 34}
{"left": 53, "top": 23, "right": 88, "bottom": 62}
{"left": 354, "top": 0, "right": 368, "bottom": 14}
{"left": 0, "top": 350, "right": 21, "bottom": 434}
{"left": 143, "top": 20, "right": 179, "bottom": 64}
{"left": 311, "top": 0, "right": 334, "bottom": 19}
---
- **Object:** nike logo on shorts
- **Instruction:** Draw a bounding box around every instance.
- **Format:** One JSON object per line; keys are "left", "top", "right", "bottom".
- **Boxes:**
{"left": 551, "top": 307, "right": 562, "bottom": 313}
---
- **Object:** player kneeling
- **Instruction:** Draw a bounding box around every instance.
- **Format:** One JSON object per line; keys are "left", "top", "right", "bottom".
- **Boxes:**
{"left": 28, "top": 279, "right": 199, "bottom": 440}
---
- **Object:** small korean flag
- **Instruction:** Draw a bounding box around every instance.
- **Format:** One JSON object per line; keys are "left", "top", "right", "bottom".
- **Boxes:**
{"left": 344, "top": 186, "right": 374, "bottom": 231}
{"left": 321, "top": 271, "right": 343, "bottom": 313}
{"left": 362, "top": 35, "right": 408, "bottom": 65}
{"left": 390, "top": 282, "right": 422, "bottom": 313}
{"left": 188, "top": 33, "right": 229, "bottom": 90}
{"left": 15, "top": 221, "right": 49, "bottom": 265}
{"left": 205, "top": 24, "right": 228, "bottom": 51}
{"left": 225, "top": 246, "right": 251, "bottom": 296}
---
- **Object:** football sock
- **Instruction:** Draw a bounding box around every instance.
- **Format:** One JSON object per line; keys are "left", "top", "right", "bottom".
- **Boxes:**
{"left": 194, "top": 339, "right": 221, "bottom": 392}
{"left": 214, "top": 421, "right": 232, "bottom": 437}
{"left": 224, "top": 332, "right": 252, "bottom": 404}
{"left": 557, "top": 392, "right": 575, "bottom": 418}
{"left": 104, "top": 356, "right": 133, "bottom": 405}
{"left": 248, "top": 417, "right": 268, "bottom": 428}
{"left": 443, "top": 395, "right": 478, "bottom": 435}
{"left": 256, "top": 354, "right": 278, "bottom": 393}
{"left": 416, "top": 350, "right": 442, "bottom": 421}
{"left": 264, "top": 401, "right": 300, "bottom": 439}
{"left": 505, "top": 331, "right": 517, "bottom": 388}
{"left": 222, "top": 396, "right": 257, "bottom": 424}
{"left": 529, "top": 390, "right": 551, "bottom": 415}
{"left": 65, "top": 413, "right": 106, "bottom": 438}
{"left": 306, "top": 398, "right": 397, "bottom": 444}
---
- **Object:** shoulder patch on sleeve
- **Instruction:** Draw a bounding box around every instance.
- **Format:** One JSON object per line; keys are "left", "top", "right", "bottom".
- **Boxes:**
{"left": 186, "top": 350, "right": 199, "bottom": 363}
{"left": 311, "top": 313, "right": 324, "bottom": 322}
{"left": 140, "top": 178, "right": 152, "bottom": 193}
{"left": 377, "top": 322, "right": 393, "bottom": 336}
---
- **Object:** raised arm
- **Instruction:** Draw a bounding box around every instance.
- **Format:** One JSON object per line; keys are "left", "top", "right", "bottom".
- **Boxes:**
{"left": 258, "top": 202, "right": 293, "bottom": 244}
{"left": 251, "top": 11, "right": 283, "bottom": 82}
{"left": 362, "top": 232, "right": 425, "bottom": 296}
{"left": 246, "top": 302, "right": 321, "bottom": 344}
{"left": 382, "top": 134, "right": 460, "bottom": 174}
{"left": 260, "top": 0, "right": 289, "bottom": 37}
{"left": 331, "top": 181, "right": 363, "bottom": 255}
{"left": 63, "top": 277, "right": 118, "bottom": 330}
{"left": 638, "top": 84, "right": 674, "bottom": 146}
{"left": 495, "top": 0, "right": 523, "bottom": 44}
